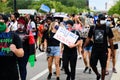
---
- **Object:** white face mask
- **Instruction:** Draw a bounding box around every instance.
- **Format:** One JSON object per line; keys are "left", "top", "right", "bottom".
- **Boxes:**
{"left": 100, "top": 20, "right": 106, "bottom": 24}
{"left": 18, "top": 24, "right": 24, "bottom": 29}
{"left": 106, "top": 21, "right": 111, "bottom": 26}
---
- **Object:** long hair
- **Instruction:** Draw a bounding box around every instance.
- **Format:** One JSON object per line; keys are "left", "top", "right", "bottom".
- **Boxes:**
{"left": 48, "top": 21, "right": 56, "bottom": 32}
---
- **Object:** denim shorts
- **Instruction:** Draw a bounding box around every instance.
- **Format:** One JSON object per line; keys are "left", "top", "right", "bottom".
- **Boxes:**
{"left": 84, "top": 46, "right": 92, "bottom": 52}
{"left": 47, "top": 46, "right": 60, "bottom": 56}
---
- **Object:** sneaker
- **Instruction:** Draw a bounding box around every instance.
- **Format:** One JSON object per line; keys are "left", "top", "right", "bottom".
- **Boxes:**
{"left": 61, "top": 67, "right": 64, "bottom": 71}
{"left": 47, "top": 73, "right": 52, "bottom": 80}
{"left": 56, "top": 77, "right": 60, "bottom": 80}
{"left": 105, "top": 71, "right": 109, "bottom": 75}
{"left": 83, "top": 67, "right": 88, "bottom": 73}
{"left": 53, "top": 71, "right": 56, "bottom": 74}
{"left": 78, "top": 55, "right": 82, "bottom": 59}
{"left": 112, "top": 68, "right": 117, "bottom": 73}
{"left": 89, "top": 68, "right": 91, "bottom": 74}
{"left": 35, "top": 58, "right": 37, "bottom": 61}
{"left": 96, "top": 74, "right": 101, "bottom": 80}
{"left": 66, "top": 75, "right": 70, "bottom": 80}
{"left": 36, "top": 46, "right": 38, "bottom": 49}
{"left": 39, "top": 47, "right": 41, "bottom": 51}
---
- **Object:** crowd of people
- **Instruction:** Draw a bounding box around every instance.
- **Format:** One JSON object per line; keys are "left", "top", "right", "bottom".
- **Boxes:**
{"left": 0, "top": 12, "right": 120, "bottom": 80}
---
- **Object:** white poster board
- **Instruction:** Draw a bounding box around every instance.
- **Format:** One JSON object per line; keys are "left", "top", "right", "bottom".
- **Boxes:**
{"left": 53, "top": 27, "right": 79, "bottom": 46}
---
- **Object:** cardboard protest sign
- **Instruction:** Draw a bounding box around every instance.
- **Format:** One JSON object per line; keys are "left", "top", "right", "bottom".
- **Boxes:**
{"left": 53, "top": 27, "right": 79, "bottom": 46}
{"left": 112, "top": 28, "right": 120, "bottom": 43}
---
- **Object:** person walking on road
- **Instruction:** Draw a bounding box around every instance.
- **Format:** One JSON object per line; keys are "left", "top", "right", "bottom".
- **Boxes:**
{"left": 62, "top": 20, "right": 81, "bottom": 80}
{"left": 82, "top": 14, "right": 114, "bottom": 80}
{"left": 44, "top": 21, "right": 61, "bottom": 80}
{"left": 106, "top": 16, "right": 118, "bottom": 75}
{"left": 16, "top": 17, "right": 35, "bottom": 80}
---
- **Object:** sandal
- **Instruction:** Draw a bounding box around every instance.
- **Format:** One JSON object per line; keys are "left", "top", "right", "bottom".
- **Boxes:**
{"left": 112, "top": 68, "right": 117, "bottom": 73}
{"left": 105, "top": 71, "right": 109, "bottom": 75}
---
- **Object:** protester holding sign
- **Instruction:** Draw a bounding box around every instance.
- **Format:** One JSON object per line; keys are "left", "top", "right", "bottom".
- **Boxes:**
{"left": 61, "top": 20, "right": 81, "bottom": 80}
{"left": 0, "top": 14, "right": 24, "bottom": 80}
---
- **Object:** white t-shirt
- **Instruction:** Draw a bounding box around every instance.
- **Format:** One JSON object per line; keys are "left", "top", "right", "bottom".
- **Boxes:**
{"left": 8, "top": 21, "right": 18, "bottom": 31}
{"left": 28, "top": 21, "right": 36, "bottom": 36}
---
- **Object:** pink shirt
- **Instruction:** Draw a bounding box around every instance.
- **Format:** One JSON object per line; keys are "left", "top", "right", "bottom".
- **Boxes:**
{"left": 74, "top": 24, "right": 82, "bottom": 31}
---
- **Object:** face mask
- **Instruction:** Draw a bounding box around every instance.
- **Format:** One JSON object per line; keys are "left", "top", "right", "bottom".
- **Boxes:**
{"left": 18, "top": 24, "right": 24, "bottom": 30}
{"left": 55, "top": 25, "right": 59, "bottom": 30}
{"left": 65, "top": 25, "right": 69, "bottom": 29}
{"left": 11, "top": 20, "right": 14, "bottom": 22}
{"left": 0, "top": 22, "right": 6, "bottom": 32}
{"left": 117, "top": 24, "right": 120, "bottom": 26}
{"left": 100, "top": 20, "right": 106, "bottom": 24}
{"left": 106, "top": 21, "right": 111, "bottom": 26}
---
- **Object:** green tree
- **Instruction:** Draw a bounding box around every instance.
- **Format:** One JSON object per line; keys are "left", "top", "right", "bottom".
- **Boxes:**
{"left": 0, "top": 0, "right": 88, "bottom": 14}
{"left": 52, "top": 0, "right": 87, "bottom": 8}
{"left": 7, "top": 0, "right": 32, "bottom": 10}
{"left": 108, "top": 0, "right": 120, "bottom": 15}
{"left": 0, "top": 1, "right": 12, "bottom": 13}
{"left": 0, "top": 0, "right": 33, "bottom": 13}
{"left": 28, "top": 0, "right": 86, "bottom": 14}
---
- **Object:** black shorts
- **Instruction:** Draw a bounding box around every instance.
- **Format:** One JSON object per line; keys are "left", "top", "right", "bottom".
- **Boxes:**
{"left": 90, "top": 52, "right": 108, "bottom": 68}
{"left": 34, "top": 35, "right": 37, "bottom": 40}
{"left": 108, "top": 44, "right": 118, "bottom": 49}
{"left": 41, "top": 36, "right": 44, "bottom": 43}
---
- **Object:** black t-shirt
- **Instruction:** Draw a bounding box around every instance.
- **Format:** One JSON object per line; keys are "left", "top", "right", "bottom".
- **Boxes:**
{"left": 16, "top": 30, "right": 30, "bottom": 53}
{"left": 81, "top": 37, "right": 93, "bottom": 47}
{"left": 44, "top": 31, "right": 60, "bottom": 46}
{"left": 0, "top": 32, "right": 22, "bottom": 79}
{"left": 88, "top": 24, "right": 114, "bottom": 53}
{"left": 63, "top": 30, "right": 81, "bottom": 54}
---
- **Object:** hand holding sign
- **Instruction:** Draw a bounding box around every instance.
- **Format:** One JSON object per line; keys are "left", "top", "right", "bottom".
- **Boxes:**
{"left": 53, "top": 27, "right": 79, "bottom": 46}
{"left": 68, "top": 43, "right": 76, "bottom": 48}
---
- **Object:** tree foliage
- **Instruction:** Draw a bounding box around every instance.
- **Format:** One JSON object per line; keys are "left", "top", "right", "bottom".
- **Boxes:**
{"left": 0, "top": 0, "right": 32, "bottom": 13}
{"left": 7, "top": 0, "right": 32, "bottom": 10}
{"left": 28, "top": 0, "right": 86, "bottom": 14}
{"left": 108, "top": 0, "right": 120, "bottom": 15}
{"left": 52, "top": 0, "right": 87, "bottom": 9}
{"left": 0, "top": 1, "right": 13, "bottom": 13}
{"left": 0, "top": 0, "right": 88, "bottom": 14}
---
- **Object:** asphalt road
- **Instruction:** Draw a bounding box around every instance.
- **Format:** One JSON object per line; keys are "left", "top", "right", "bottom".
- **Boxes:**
{"left": 25, "top": 45, "right": 120, "bottom": 80}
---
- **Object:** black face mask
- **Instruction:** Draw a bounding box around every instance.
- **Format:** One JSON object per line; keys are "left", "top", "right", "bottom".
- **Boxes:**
{"left": 11, "top": 20, "right": 15, "bottom": 22}
{"left": 117, "top": 24, "right": 120, "bottom": 26}
{"left": 55, "top": 25, "right": 59, "bottom": 30}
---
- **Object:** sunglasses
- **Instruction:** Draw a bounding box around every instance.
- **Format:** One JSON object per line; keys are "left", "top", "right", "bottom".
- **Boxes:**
{"left": 107, "top": 20, "right": 111, "bottom": 21}
{"left": 85, "top": 27, "right": 90, "bottom": 28}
